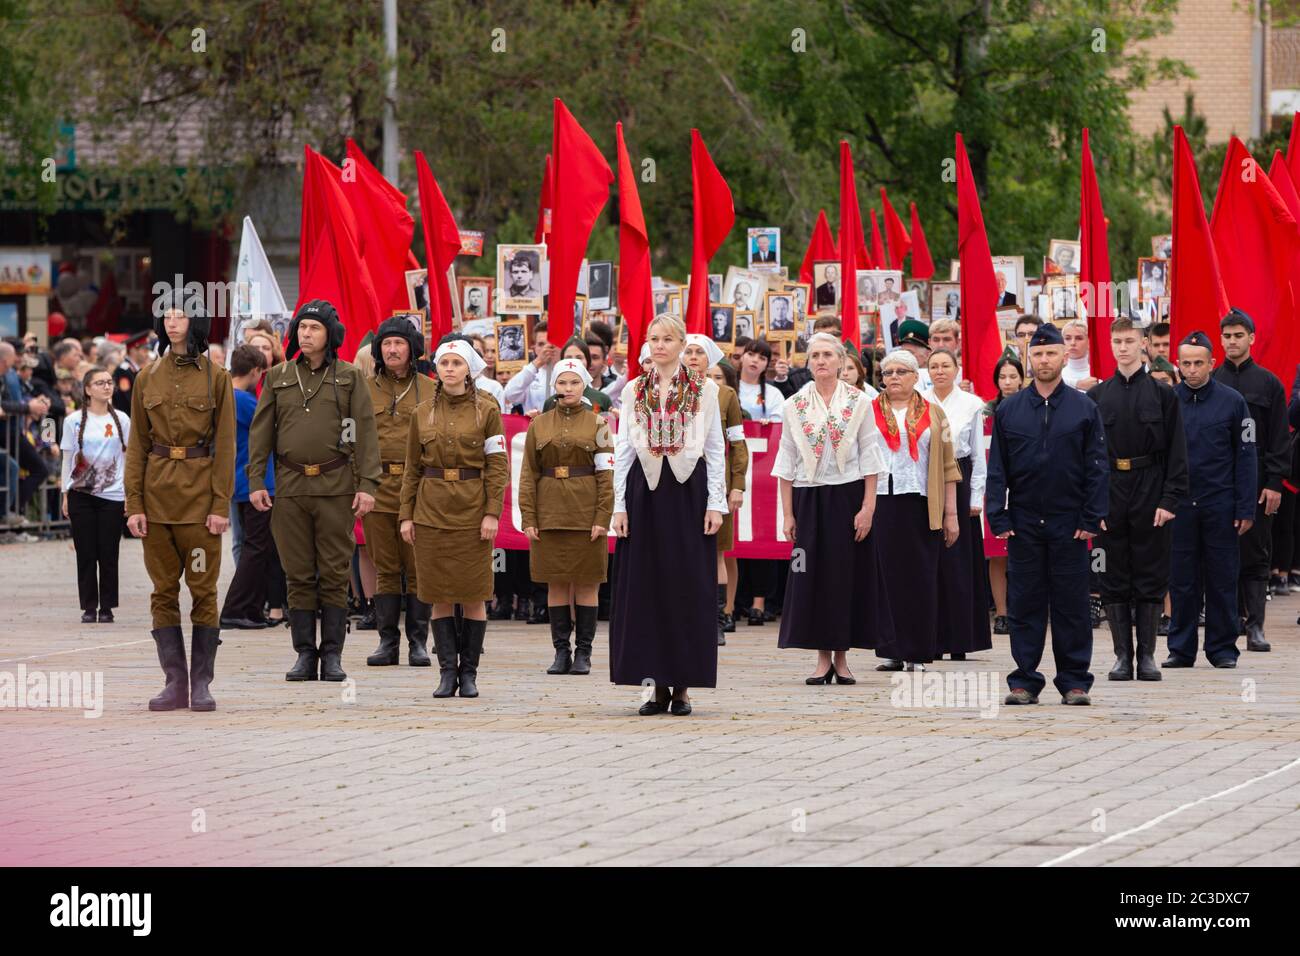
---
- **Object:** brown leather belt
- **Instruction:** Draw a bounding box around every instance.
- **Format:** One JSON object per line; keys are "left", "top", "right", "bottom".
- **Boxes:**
{"left": 423, "top": 466, "right": 481, "bottom": 481}
{"left": 542, "top": 465, "right": 595, "bottom": 479}
{"left": 281, "top": 456, "right": 349, "bottom": 477}
{"left": 150, "top": 443, "right": 211, "bottom": 460}
{"left": 382, "top": 460, "right": 405, "bottom": 476}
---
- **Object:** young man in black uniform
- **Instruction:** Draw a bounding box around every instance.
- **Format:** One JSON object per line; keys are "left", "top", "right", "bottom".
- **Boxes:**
{"left": 1213, "top": 309, "right": 1287, "bottom": 653}
{"left": 1087, "top": 318, "right": 1187, "bottom": 681}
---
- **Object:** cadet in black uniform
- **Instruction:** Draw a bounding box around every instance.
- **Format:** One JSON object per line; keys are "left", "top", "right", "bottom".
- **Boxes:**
{"left": 1087, "top": 317, "right": 1187, "bottom": 682}
{"left": 1213, "top": 309, "right": 1287, "bottom": 653}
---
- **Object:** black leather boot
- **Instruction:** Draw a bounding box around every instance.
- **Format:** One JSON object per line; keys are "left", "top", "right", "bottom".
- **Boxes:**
{"left": 1244, "top": 580, "right": 1271, "bottom": 651}
{"left": 405, "top": 594, "right": 432, "bottom": 666}
{"left": 1105, "top": 603, "right": 1133, "bottom": 680}
{"left": 716, "top": 584, "right": 727, "bottom": 646}
{"left": 318, "top": 605, "right": 349, "bottom": 681}
{"left": 149, "top": 626, "right": 188, "bottom": 711}
{"left": 546, "top": 605, "right": 573, "bottom": 674}
{"left": 459, "top": 619, "right": 486, "bottom": 698}
{"left": 189, "top": 626, "right": 222, "bottom": 711}
{"left": 366, "top": 594, "right": 402, "bottom": 666}
{"left": 431, "top": 617, "right": 459, "bottom": 697}
{"left": 571, "top": 605, "right": 597, "bottom": 675}
{"left": 1134, "top": 602, "right": 1162, "bottom": 681}
{"left": 285, "top": 609, "right": 319, "bottom": 681}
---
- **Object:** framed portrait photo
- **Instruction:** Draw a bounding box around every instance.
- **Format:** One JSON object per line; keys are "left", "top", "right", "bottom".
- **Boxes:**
{"left": 905, "top": 279, "right": 930, "bottom": 315}
{"left": 1138, "top": 257, "right": 1170, "bottom": 303}
{"left": 929, "top": 281, "right": 961, "bottom": 324}
{"left": 859, "top": 269, "right": 903, "bottom": 315}
{"left": 1151, "top": 234, "right": 1173, "bottom": 259}
{"left": 767, "top": 329, "right": 796, "bottom": 361}
{"left": 991, "top": 255, "right": 1024, "bottom": 311}
{"left": 572, "top": 294, "right": 589, "bottom": 330}
{"left": 391, "top": 310, "right": 425, "bottom": 352}
{"left": 1046, "top": 239, "right": 1081, "bottom": 276}
{"left": 811, "top": 260, "right": 840, "bottom": 314}
{"left": 765, "top": 291, "right": 797, "bottom": 332}
{"left": 496, "top": 244, "right": 546, "bottom": 315}
{"left": 457, "top": 276, "right": 494, "bottom": 325}
{"left": 747, "top": 227, "right": 781, "bottom": 269}
{"left": 709, "top": 304, "right": 736, "bottom": 346}
{"left": 723, "top": 266, "right": 768, "bottom": 322}
{"left": 1043, "top": 274, "right": 1081, "bottom": 325}
{"left": 791, "top": 314, "right": 809, "bottom": 362}
{"left": 494, "top": 318, "right": 528, "bottom": 373}
{"left": 708, "top": 273, "right": 723, "bottom": 303}
{"left": 733, "top": 310, "right": 757, "bottom": 342}
{"left": 783, "top": 281, "right": 811, "bottom": 319}
{"left": 405, "top": 268, "right": 429, "bottom": 314}
{"left": 586, "top": 260, "right": 613, "bottom": 312}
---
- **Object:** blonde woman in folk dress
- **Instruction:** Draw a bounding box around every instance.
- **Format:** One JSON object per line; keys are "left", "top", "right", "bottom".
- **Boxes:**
{"left": 682, "top": 334, "right": 748, "bottom": 646}
{"left": 399, "top": 339, "right": 508, "bottom": 699}
{"left": 519, "top": 358, "right": 615, "bottom": 676}
{"left": 610, "top": 315, "right": 728, "bottom": 716}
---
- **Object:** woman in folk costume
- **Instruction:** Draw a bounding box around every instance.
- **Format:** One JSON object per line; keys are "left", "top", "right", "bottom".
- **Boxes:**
{"left": 772, "top": 333, "right": 888, "bottom": 683}
{"left": 924, "top": 348, "right": 993, "bottom": 661}
{"left": 610, "top": 315, "right": 728, "bottom": 716}
{"left": 682, "top": 334, "right": 748, "bottom": 646}
{"left": 519, "top": 358, "right": 615, "bottom": 676}
{"left": 399, "top": 337, "right": 508, "bottom": 699}
{"left": 871, "top": 348, "right": 962, "bottom": 671}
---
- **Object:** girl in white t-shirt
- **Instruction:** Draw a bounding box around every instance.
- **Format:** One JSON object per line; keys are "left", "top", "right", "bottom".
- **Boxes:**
{"left": 60, "top": 368, "right": 131, "bottom": 624}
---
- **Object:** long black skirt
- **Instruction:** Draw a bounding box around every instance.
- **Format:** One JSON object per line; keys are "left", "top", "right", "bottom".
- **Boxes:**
{"left": 873, "top": 492, "right": 942, "bottom": 664}
{"left": 935, "top": 456, "right": 993, "bottom": 654}
{"left": 610, "top": 457, "right": 718, "bottom": 688}
{"left": 778, "top": 480, "right": 889, "bottom": 651}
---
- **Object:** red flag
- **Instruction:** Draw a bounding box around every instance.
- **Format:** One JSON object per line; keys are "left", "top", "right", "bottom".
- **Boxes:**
{"left": 1210, "top": 136, "right": 1298, "bottom": 376}
{"left": 909, "top": 202, "right": 935, "bottom": 279}
{"left": 616, "top": 122, "right": 654, "bottom": 371}
{"left": 533, "top": 153, "right": 553, "bottom": 244}
{"left": 880, "top": 188, "right": 911, "bottom": 271}
{"left": 955, "top": 133, "right": 1001, "bottom": 402}
{"left": 869, "top": 209, "right": 886, "bottom": 269}
{"left": 685, "top": 129, "right": 735, "bottom": 335}
{"left": 1170, "top": 126, "right": 1230, "bottom": 360}
{"left": 1079, "top": 128, "right": 1115, "bottom": 380}
{"left": 1269, "top": 150, "right": 1300, "bottom": 221}
{"left": 297, "top": 146, "right": 382, "bottom": 361}
{"left": 343, "top": 139, "right": 416, "bottom": 315}
{"left": 1287, "top": 113, "right": 1300, "bottom": 187}
{"left": 838, "top": 142, "right": 868, "bottom": 348}
{"left": 547, "top": 100, "right": 613, "bottom": 345}
{"left": 413, "top": 150, "right": 462, "bottom": 345}
{"left": 799, "top": 208, "right": 838, "bottom": 285}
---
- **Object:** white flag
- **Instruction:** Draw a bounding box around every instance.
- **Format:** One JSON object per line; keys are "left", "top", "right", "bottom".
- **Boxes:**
{"left": 226, "top": 216, "right": 290, "bottom": 362}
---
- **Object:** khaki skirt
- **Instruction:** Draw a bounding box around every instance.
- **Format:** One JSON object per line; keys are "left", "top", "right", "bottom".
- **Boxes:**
{"left": 716, "top": 511, "right": 735, "bottom": 553}
{"left": 530, "top": 529, "right": 608, "bottom": 584}
{"left": 414, "top": 525, "right": 494, "bottom": 604}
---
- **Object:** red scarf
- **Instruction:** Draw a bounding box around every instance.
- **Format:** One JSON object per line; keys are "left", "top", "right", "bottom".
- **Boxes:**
{"left": 873, "top": 392, "right": 930, "bottom": 462}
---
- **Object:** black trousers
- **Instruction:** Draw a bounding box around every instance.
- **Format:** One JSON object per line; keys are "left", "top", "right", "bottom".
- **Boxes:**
{"left": 493, "top": 548, "right": 530, "bottom": 607}
{"left": 1007, "top": 526, "right": 1094, "bottom": 696}
{"left": 1095, "top": 467, "right": 1172, "bottom": 603}
{"left": 1237, "top": 498, "right": 1272, "bottom": 583}
{"left": 1271, "top": 490, "right": 1295, "bottom": 572}
{"left": 67, "top": 490, "right": 123, "bottom": 611}
{"left": 221, "top": 501, "right": 280, "bottom": 622}
{"left": 15, "top": 435, "right": 48, "bottom": 512}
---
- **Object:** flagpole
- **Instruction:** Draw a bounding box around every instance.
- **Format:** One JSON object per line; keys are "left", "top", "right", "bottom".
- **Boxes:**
{"left": 382, "top": 0, "right": 399, "bottom": 184}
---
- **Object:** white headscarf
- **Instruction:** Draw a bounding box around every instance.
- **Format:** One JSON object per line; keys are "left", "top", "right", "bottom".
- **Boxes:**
{"left": 434, "top": 339, "right": 485, "bottom": 379}
{"left": 685, "top": 333, "right": 724, "bottom": 368}
{"left": 552, "top": 357, "right": 592, "bottom": 389}
{"left": 638, "top": 342, "right": 652, "bottom": 368}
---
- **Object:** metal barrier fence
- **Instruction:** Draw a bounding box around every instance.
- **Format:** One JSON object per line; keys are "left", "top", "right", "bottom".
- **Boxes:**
{"left": 1, "top": 410, "right": 71, "bottom": 540}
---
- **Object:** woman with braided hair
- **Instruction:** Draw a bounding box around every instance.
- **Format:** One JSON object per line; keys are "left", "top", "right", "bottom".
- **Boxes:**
{"left": 60, "top": 367, "right": 131, "bottom": 623}
{"left": 400, "top": 336, "right": 508, "bottom": 699}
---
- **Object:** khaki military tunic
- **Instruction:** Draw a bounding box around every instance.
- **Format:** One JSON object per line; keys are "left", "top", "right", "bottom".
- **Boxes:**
{"left": 717, "top": 383, "right": 749, "bottom": 552}
{"left": 518, "top": 401, "right": 614, "bottom": 583}
{"left": 399, "top": 385, "right": 507, "bottom": 604}
{"left": 124, "top": 352, "right": 236, "bottom": 628}
{"left": 363, "top": 368, "right": 429, "bottom": 594}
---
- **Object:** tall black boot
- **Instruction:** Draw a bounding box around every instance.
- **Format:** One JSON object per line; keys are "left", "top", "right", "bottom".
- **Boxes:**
{"left": 571, "top": 605, "right": 597, "bottom": 675}
{"left": 405, "top": 593, "right": 432, "bottom": 667}
{"left": 149, "top": 626, "right": 189, "bottom": 711}
{"left": 366, "top": 594, "right": 402, "bottom": 666}
{"left": 285, "top": 609, "right": 318, "bottom": 681}
{"left": 319, "top": 605, "right": 349, "bottom": 681}
{"left": 716, "top": 584, "right": 728, "bottom": 646}
{"left": 431, "top": 617, "right": 459, "bottom": 697}
{"left": 190, "top": 626, "right": 222, "bottom": 711}
{"left": 1244, "top": 580, "right": 1271, "bottom": 651}
{"left": 1105, "top": 603, "right": 1133, "bottom": 680}
{"left": 459, "top": 619, "right": 486, "bottom": 698}
{"left": 1134, "top": 602, "right": 1162, "bottom": 681}
{"left": 546, "top": 605, "right": 573, "bottom": 675}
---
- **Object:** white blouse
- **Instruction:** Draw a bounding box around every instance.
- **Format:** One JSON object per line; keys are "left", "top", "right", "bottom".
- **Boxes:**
{"left": 771, "top": 394, "right": 886, "bottom": 487}
{"left": 878, "top": 402, "right": 932, "bottom": 497}
{"left": 923, "top": 385, "right": 986, "bottom": 504}
{"left": 60, "top": 409, "right": 131, "bottom": 501}
{"left": 737, "top": 379, "right": 785, "bottom": 421}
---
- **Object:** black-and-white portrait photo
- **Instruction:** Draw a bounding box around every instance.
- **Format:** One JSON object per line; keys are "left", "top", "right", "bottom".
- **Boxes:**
{"left": 496, "top": 320, "right": 526, "bottom": 364}
{"left": 813, "top": 261, "right": 839, "bottom": 311}
{"left": 710, "top": 305, "right": 735, "bottom": 344}
{"left": 708, "top": 273, "right": 723, "bottom": 302}
{"left": 458, "top": 277, "right": 493, "bottom": 321}
{"left": 734, "top": 311, "right": 755, "bottom": 341}
{"left": 766, "top": 293, "right": 795, "bottom": 331}
{"left": 405, "top": 268, "right": 429, "bottom": 314}
{"left": 1139, "top": 257, "right": 1168, "bottom": 301}
{"left": 497, "top": 244, "right": 546, "bottom": 314}
{"left": 587, "top": 260, "right": 612, "bottom": 312}
{"left": 1047, "top": 239, "right": 1080, "bottom": 275}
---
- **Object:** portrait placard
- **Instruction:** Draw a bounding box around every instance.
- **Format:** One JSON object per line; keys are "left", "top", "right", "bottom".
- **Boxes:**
{"left": 748, "top": 227, "right": 781, "bottom": 269}
{"left": 709, "top": 304, "right": 736, "bottom": 346}
{"left": 811, "top": 260, "right": 840, "bottom": 314}
{"left": 494, "top": 318, "right": 529, "bottom": 373}
{"left": 496, "top": 244, "right": 546, "bottom": 315}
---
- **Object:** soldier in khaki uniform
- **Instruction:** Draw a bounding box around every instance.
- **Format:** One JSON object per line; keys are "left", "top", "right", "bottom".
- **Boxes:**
{"left": 124, "top": 296, "right": 236, "bottom": 713}
{"left": 247, "top": 300, "right": 382, "bottom": 682}
{"left": 519, "top": 358, "right": 615, "bottom": 676}
{"left": 362, "top": 317, "right": 433, "bottom": 667}
{"left": 684, "top": 335, "right": 748, "bottom": 645}
{"left": 399, "top": 337, "right": 508, "bottom": 699}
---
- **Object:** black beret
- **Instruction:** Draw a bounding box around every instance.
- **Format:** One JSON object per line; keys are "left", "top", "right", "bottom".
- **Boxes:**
{"left": 1028, "top": 324, "right": 1064, "bottom": 348}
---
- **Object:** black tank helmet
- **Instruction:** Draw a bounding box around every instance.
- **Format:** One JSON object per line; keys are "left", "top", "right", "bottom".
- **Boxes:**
{"left": 286, "top": 299, "right": 345, "bottom": 360}
{"left": 153, "top": 286, "right": 213, "bottom": 357}
{"left": 372, "top": 314, "right": 426, "bottom": 368}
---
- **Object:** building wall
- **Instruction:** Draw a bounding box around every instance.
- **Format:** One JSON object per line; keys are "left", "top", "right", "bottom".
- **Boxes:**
{"left": 1127, "top": 0, "right": 1266, "bottom": 142}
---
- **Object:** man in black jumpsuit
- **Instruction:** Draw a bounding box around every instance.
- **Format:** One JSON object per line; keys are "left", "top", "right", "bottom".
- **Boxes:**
{"left": 1213, "top": 308, "right": 1287, "bottom": 653}
{"left": 1087, "top": 317, "right": 1187, "bottom": 681}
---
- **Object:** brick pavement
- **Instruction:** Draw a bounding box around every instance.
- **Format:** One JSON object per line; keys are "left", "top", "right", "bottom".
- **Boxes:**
{"left": 1, "top": 537, "right": 1298, "bottom": 866}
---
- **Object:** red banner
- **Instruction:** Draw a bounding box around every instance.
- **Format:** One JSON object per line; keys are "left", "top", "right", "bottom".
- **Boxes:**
{"left": 494, "top": 416, "right": 793, "bottom": 559}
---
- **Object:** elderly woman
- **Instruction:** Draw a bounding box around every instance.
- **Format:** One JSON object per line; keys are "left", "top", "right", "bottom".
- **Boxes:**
{"left": 872, "top": 348, "right": 962, "bottom": 671}
{"left": 925, "top": 348, "right": 992, "bottom": 660}
{"left": 772, "top": 333, "right": 887, "bottom": 683}
{"left": 519, "top": 357, "right": 614, "bottom": 676}
{"left": 611, "top": 315, "right": 727, "bottom": 716}
{"left": 399, "top": 338, "right": 508, "bottom": 699}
